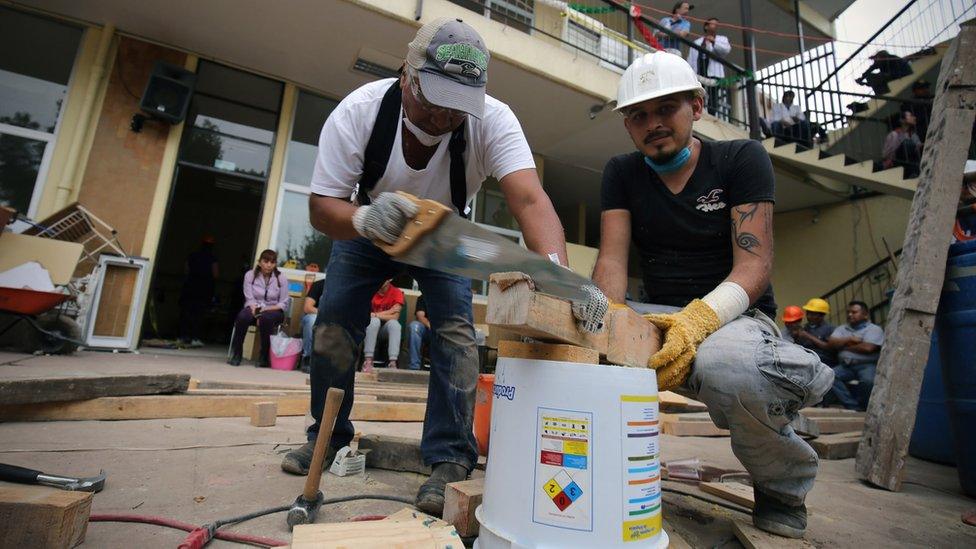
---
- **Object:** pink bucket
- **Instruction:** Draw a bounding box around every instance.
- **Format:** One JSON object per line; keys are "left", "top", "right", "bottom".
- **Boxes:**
{"left": 269, "top": 350, "right": 300, "bottom": 371}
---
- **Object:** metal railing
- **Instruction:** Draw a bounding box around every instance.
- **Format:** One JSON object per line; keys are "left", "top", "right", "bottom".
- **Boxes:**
{"left": 820, "top": 249, "right": 901, "bottom": 328}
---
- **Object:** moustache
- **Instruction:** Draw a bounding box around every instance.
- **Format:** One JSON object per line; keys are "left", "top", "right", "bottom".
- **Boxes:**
{"left": 644, "top": 130, "right": 672, "bottom": 144}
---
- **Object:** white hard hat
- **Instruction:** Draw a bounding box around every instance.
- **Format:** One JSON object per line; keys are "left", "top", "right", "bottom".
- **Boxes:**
{"left": 615, "top": 51, "right": 705, "bottom": 112}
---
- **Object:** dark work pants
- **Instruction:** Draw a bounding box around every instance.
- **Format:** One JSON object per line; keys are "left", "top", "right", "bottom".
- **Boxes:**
{"left": 231, "top": 307, "right": 284, "bottom": 361}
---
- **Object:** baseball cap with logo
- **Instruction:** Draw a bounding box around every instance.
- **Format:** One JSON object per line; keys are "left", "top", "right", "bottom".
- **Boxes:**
{"left": 406, "top": 17, "right": 490, "bottom": 118}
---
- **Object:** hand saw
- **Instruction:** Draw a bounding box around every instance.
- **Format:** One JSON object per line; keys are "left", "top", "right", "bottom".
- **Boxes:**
{"left": 375, "top": 192, "right": 592, "bottom": 302}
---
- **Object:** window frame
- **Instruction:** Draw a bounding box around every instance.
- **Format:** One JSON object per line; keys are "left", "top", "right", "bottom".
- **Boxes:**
{"left": 0, "top": 10, "right": 83, "bottom": 218}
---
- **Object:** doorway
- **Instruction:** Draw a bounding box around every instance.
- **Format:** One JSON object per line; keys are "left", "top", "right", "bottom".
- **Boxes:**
{"left": 142, "top": 60, "right": 283, "bottom": 346}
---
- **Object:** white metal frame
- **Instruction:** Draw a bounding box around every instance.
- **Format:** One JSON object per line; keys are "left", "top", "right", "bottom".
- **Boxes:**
{"left": 83, "top": 255, "right": 150, "bottom": 350}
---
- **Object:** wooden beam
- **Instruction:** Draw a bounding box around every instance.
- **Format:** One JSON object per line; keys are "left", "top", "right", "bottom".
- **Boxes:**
{"left": 661, "top": 416, "right": 730, "bottom": 437}
{"left": 497, "top": 340, "right": 599, "bottom": 364}
{"left": 789, "top": 413, "right": 820, "bottom": 437}
{"left": 812, "top": 416, "right": 864, "bottom": 435}
{"left": 0, "top": 485, "right": 92, "bottom": 548}
{"left": 0, "top": 395, "right": 425, "bottom": 422}
{"left": 443, "top": 478, "right": 484, "bottom": 537}
{"left": 699, "top": 481, "right": 755, "bottom": 509}
{"left": 811, "top": 431, "right": 862, "bottom": 460}
{"left": 732, "top": 519, "right": 816, "bottom": 549}
{"left": 359, "top": 434, "right": 429, "bottom": 475}
{"left": 486, "top": 272, "right": 661, "bottom": 367}
{"left": 0, "top": 374, "right": 190, "bottom": 405}
{"left": 659, "top": 391, "right": 708, "bottom": 413}
{"left": 291, "top": 517, "right": 461, "bottom": 548}
{"left": 857, "top": 22, "right": 976, "bottom": 492}
{"left": 249, "top": 401, "right": 277, "bottom": 427}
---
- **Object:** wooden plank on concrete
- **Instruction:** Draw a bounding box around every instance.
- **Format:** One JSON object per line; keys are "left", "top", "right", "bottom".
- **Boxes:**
{"left": 249, "top": 401, "right": 277, "bottom": 427}
{"left": 359, "top": 435, "right": 428, "bottom": 475}
{"left": 0, "top": 485, "right": 93, "bottom": 548}
{"left": 0, "top": 395, "right": 425, "bottom": 422}
{"left": 0, "top": 374, "right": 190, "bottom": 405}
{"left": 811, "top": 432, "right": 862, "bottom": 460}
{"left": 699, "top": 481, "right": 755, "bottom": 509}
{"left": 375, "top": 369, "right": 429, "bottom": 385}
{"left": 443, "top": 478, "right": 484, "bottom": 537}
{"left": 813, "top": 416, "right": 864, "bottom": 435}
{"left": 291, "top": 518, "right": 461, "bottom": 548}
{"left": 732, "top": 519, "right": 816, "bottom": 548}
{"left": 857, "top": 22, "right": 976, "bottom": 492}
{"left": 497, "top": 340, "right": 599, "bottom": 364}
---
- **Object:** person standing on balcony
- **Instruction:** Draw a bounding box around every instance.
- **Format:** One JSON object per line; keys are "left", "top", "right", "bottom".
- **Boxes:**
{"left": 656, "top": 2, "right": 694, "bottom": 56}
{"left": 593, "top": 51, "right": 833, "bottom": 539}
{"left": 827, "top": 300, "right": 884, "bottom": 411}
{"left": 283, "top": 17, "right": 605, "bottom": 518}
{"left": 686, "top": 16, "right": 731, "bottom": 116}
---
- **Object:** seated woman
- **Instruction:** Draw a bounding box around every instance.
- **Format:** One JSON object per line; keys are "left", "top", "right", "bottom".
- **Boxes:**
{"left": 228, "top": 249, "right": 290, "bottom": 367}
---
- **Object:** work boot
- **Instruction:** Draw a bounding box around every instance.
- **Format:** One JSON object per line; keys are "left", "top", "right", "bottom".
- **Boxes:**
{"left": 227, "top": 353, "right": 242, "bottom": 366}
{"left": 415, "top": 462, "right": 468, "bottom": 517}
{"left": 753, "top": 488, "right": 807, "bottom": 538}
{"left": 281, "top": 441, "right": 339, "bottom": 476}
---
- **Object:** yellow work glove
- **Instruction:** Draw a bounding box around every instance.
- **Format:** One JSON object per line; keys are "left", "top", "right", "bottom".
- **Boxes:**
{"left": 643, "top": 300, "right": 720, "bottom": 391}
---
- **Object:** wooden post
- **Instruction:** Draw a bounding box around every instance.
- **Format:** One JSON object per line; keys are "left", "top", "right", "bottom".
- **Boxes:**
{"left": 855, "top": 22, "right": 976, "bottom": 491}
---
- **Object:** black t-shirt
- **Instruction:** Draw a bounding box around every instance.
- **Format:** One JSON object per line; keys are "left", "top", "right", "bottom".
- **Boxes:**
{"left": 601, "top": 139, "right": 777, "bottom": 317}
{"left": 306, "top": 279, "right": 325, "bottom": 308}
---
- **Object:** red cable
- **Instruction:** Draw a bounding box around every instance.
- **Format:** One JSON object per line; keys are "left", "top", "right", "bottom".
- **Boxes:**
{"left": 89, "top": 514, "right": 288, "bottom": 548}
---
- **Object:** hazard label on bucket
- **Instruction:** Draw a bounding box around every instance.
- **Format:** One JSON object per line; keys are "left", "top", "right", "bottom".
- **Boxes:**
{"left": 533, "top": 408, "right": 592, "bottom": 531}
{"left": 620, "top": 395, "right": 663, "bottom": 542}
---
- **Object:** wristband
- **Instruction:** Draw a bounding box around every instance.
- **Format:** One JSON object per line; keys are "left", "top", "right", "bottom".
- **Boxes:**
{"left": 701, "top": 281, "right": 750, "bottom": 327}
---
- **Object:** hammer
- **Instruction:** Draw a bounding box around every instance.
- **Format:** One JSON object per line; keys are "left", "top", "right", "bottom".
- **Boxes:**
{"left": 287, "top": 387, "right": 344, "bottom": 529}
{"left": 0, "top": 463, "right": 106, "bottom": 492}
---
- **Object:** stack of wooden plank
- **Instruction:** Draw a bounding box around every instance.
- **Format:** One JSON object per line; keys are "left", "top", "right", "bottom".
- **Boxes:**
{"left": 291, "top": 507, "right": 461, "bottom": 548}
{"left": 0, "top": 372, "right": 429, "bottom": 422}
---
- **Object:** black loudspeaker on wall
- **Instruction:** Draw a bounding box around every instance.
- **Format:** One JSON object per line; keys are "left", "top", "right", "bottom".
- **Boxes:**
{"left": 138, "top": 61, "right": 197, "bottom": 124}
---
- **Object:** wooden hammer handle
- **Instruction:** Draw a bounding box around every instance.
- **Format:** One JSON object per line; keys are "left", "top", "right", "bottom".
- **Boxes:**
{"left": 303, "top": 387, "right": 344, "bottom": 501}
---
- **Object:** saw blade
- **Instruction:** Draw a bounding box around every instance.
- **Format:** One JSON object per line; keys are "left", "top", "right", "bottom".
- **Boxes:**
{"left": 392, "top": 215, "right": 591, "bottom": 302}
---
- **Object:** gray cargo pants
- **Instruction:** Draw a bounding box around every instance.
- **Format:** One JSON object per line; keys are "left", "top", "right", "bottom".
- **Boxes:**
{"left": 630, "top": 302, "right": 835, "bottom": 506}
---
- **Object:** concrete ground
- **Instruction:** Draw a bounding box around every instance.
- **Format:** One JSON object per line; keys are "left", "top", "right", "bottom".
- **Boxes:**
{"left": 1, "top": 350, "right": 974, "bottom": 547}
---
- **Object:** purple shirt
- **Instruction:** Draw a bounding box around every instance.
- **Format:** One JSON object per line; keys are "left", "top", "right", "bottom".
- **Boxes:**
{"left": 243, "top": 270, "right": 291, "bottom": 310}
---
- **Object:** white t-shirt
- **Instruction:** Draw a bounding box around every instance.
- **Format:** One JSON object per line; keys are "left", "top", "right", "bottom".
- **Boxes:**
{"left": 310, "top": 78, "right": 535, "bottom": 209}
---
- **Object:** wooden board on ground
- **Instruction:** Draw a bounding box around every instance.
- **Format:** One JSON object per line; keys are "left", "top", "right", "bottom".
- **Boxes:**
{"left": 497, "top": 340, "right": 599, "bottom": 364}
{"left": 359, "top": 434, "right": 428, "bottom": 475}
{"left": 0, "top": 374, "right": 190, "bottom": 405}
{"left": 249, "top": 401, "right": 276, "bottom": 427}
{"left": 811, "top": 416, "right": 864, "bottom": 435}
{"left": 443, "top": 478, "right": 484, "bottom": 537}
{"left": 857, "top": 23, "right": 976, "bottom": 491}
{"left": 732, "top": 519, "right": 815, "bottom": 549}
{"left": 661, "top": 415, "right": 729, "bottom": 437}
{"left": 810, "top": 431, "right": 862, "bottom": 460}
{"left": 0, "top": 484, "right": 93, "bottom": 548}
{"left": 485, "top": 272, "right": 661, "bottom": 367}
{"left": 291, "top": 516, "right": 460, "bottom": 548}
{"left": 699, "top": 481, "right": 755, "bottom": 509}
{"left": 0, "top": 395, "right": 425, "bottom": 422}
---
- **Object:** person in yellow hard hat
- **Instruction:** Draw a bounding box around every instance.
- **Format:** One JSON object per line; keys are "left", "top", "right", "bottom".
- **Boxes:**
{"left": 592, "top": 51, "right": 834, "bottom": 539}
{"left": 787, "top": 298, "right": 838, "bottom": 367}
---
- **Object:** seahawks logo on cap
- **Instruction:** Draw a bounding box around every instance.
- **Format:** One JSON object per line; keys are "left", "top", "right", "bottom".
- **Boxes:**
{"left": 435, "top": 43, "right": 488, "bottom": 78}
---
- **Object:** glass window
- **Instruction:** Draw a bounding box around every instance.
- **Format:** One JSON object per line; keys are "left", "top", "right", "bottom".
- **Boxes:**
{"left": 285, "top": 92, "right": 338, "bottom": 187}
{"left": 272, "top": 90, "right": 340, "bottom": 270}
{"left": 0, "top": 7, "right": 81, "bottom": 215}
{"left": 274, "top": 190, "right": 333, "bottom": 269}
{"left": 195, "top": 61, "right": 282, "bottom": 112}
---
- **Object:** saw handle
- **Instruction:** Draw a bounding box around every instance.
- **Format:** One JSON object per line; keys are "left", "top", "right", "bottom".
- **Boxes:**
{"left": 0, "top": 463, "right": 41, "bottom": 484}
{"left": 375, "top": 191, "right": 452, "bottom": 257}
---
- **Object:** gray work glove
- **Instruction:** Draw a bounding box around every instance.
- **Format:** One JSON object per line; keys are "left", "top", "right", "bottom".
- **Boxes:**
{"left": 352, "top": 192, "right": 419, "bottom": 244}
{"left": 572, "top": 284, "right": 609, "bottom": 334}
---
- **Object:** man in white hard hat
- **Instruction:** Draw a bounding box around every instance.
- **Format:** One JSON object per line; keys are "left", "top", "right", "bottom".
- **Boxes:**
{"left": 592, "top": 51, "right": 834, "bottom": 538}
{"left": 283, "top": 17, "right": 606, "bottom": 517}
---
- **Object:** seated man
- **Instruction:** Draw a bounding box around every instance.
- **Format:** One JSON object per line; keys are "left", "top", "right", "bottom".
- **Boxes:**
{"left": 882, "top": 110, "right": 923, "bottom": 178}
{"left": 363, "top": 279, "right": 404, "bottom": 372}
{"left": 408, "top": 294, "right": 430, "bottom": 371}
{"left": 594, "top": 51, "right": 833, "bottom": 539}
{"left": 828, "top": 301, "right": 884, "bottom": 411}
{"left": 300, "top": 277, "right": 325, "bottom": 372}
{"left": 790, "top": 298, "right": 837, "bottom": 367}
{"left": 781, "top": 305, "right": 805, "bottom": 340}
{"left": 770, "top": 91, "right": 814, "bottom": 146}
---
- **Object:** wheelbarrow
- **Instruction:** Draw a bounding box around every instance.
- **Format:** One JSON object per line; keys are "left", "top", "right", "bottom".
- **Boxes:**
{"left": 0, "top": 287, "right": 84, "bottom": 355}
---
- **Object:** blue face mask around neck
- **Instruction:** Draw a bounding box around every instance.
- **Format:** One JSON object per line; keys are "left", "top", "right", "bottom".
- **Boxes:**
{"left": 644, "top": 145, "right": 692, "bottom": 174}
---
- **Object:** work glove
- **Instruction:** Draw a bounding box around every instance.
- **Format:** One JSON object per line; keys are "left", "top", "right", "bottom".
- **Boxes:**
{"left": 571, "top": 284, "right": 609, "bottom": 334}
{"left": 643, "top": 299, "right": 720, "bottom": 391}
{"left": 352, "top": 192, "right": 419, "bottom": 245}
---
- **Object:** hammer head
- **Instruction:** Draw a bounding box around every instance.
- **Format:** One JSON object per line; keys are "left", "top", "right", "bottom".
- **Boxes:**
{"left": 286, "top": 491, "right": 323, "bottom": 530}
{"left": 64, "top": 470, "right": 106, "bottom": 492}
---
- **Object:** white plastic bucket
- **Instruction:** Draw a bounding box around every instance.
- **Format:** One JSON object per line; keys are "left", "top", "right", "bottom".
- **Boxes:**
{"left": 475, "top": 358, "right": 668, "bottom": 549}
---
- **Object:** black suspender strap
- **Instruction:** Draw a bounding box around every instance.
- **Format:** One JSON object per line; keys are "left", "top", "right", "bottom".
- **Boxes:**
{"left": 358, "top": 80, "right": 469, "bottom": 215}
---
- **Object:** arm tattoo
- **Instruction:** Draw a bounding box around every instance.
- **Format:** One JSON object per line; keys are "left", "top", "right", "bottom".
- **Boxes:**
{"left": 731, "top": 204, "right": 761, "bottom": 256}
